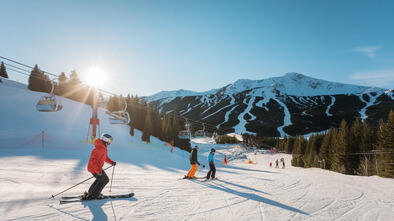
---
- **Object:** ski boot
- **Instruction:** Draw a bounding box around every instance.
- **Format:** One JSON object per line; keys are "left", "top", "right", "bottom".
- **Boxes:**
{"left": 81, "top": 191, "right": 93, "bottom": 200}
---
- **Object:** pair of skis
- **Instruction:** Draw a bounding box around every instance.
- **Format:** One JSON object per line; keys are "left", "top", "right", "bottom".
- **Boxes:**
{"left": 180, "top": 176, "right": 218, "bottom": 181}
{"left": 59, "top": 193, "right": 134, "bottom": 204}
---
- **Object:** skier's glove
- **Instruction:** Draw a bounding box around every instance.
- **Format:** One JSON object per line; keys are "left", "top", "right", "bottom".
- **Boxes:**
{"left": 203, "top": 165, "right": 205, "bottom": 168}
{"left": 112, "top": 161, "right": 117, "bottom": 166}
{"left": 93, "top": 171, "right": 103, "bottom": 177}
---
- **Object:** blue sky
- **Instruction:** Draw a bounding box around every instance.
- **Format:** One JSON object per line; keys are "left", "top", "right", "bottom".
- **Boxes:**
{"left": 1, "top": 0, "right": 393, "bottom": 96}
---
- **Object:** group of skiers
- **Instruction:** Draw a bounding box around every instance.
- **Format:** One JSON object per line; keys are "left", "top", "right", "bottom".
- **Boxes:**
{"left": 184, "top": 145, "right": 216, "bottom": 180}
{"left": 82, "top": 134, "right": 216, "bottom": 200}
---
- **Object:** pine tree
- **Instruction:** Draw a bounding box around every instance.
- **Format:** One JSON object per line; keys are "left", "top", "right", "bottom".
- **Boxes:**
{"left": 57, "top": 72, "right": 68, "bottom": 96}
{"left": 305, "top": 133, "right": 322, "bottom": 168}
{"left": 66, "top": 70, "right": 82, "bottom": 101}
{"left": 28, "top": 64, "right": 47, "bottom": 92}
{"left": 376, "top": 110, "right": 394, "bottom": 178}
{"left": 286, "top": 137, "right": 296, "bottom": 153}
{"left": 304, "top": 134, "right": 315, "bottom": 167}
{"left": 358, "top": 120, "right": 374, "bottom": 175}
{"left": 126, "top": 96, "right": 134, "bottom": 136}
{"left": 319, "top": 128, "right": 334, "bottom": 169}
{"left": 346, "top": 118, "right": 362, "bottom": 174}
{"left": 142, "top": 107, "right": 152, "bottom": 143}
{"left": 291, "top": 136, "right": 306, "bottom": 167}
{"left": 150, "top": 106, "right": 162, "bottom": 139}
{"left": 0, "top": 62, "right": 8, "bottom": 78}
{"left": 331, "top": 120, "right": 347, "bottom": 174}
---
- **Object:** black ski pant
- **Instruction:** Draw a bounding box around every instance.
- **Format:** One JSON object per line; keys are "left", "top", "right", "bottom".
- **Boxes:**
{"left": 206, "top": 162, "right": 216, "bottom": 179}
{"left": 88, "top": 170, "right": 109, "bottom": 198}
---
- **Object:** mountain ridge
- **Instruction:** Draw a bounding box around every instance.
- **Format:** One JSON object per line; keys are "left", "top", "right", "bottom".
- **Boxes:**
{"left": 146, "top": 73, "right": 389, "bottom": 103}
{"left": 144, "top": 73, "right": 393, "bottom": 137}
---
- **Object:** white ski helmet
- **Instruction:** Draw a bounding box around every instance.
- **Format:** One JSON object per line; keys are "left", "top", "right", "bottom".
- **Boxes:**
{"left": 101, "top": 134, "right": 113, "bottom": 145}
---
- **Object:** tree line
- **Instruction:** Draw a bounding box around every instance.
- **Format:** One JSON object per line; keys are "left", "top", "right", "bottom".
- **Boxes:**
{"left": 245, "top": 111, "right": 393, "bottom": 178}
{"left": 28, "top": 64, "right": 96, "bottom": 106}
{"left": 106, "top": 95, "right": 192, "bottom": 152}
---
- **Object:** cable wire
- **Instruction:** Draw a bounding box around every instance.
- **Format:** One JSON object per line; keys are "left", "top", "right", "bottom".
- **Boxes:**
{"left": 1, "top": 55, "right": 231, "bottom": 135}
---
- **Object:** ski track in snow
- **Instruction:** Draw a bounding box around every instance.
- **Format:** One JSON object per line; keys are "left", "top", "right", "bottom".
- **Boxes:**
{"left": 272, "top": 97, "right": 292, "bottom": 137}
{"left": 233, "top": 97, "right": 256, "bottom": 134}
{"left": 255, "top": 96, "right": 270, "bottom": 111}
{"left": 326, "top": 96, "right": 335, "bottom": 117}
{"left": 201, "top": 96, "right": 218, "bottom": 115}
{"left": 288, "top": 96, "right": 305, "bottom": 107}
{"left": 306, "top": 97, "right": 318, "bottom": 105}
{"left": 202, "top": 103, "right": 235, "bottom": 120}
{"left": 358, "top": 93, "right": 381, "bottom": 119}
{"left": 299, "top": 97, "right": 309, "bottom": 105}
{"left": 217, "top": 105, "right": 238, "bottom": 129}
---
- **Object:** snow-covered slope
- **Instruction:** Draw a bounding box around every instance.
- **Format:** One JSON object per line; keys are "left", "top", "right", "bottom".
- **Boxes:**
{"left": 145, "top": 73, "right": 393, "bottom": 137}
{"left": 1, "top": 78, "right": 393, "bottom": 220}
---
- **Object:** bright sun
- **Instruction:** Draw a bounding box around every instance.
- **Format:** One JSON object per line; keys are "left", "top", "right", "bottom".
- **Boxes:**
{"left": 82, "top": 67, "right": 107, "bottom": 87}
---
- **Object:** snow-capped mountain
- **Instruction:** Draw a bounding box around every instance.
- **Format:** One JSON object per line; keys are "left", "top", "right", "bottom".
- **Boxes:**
{"left": 144, "top": 73, "right": 393, "bottom": 137}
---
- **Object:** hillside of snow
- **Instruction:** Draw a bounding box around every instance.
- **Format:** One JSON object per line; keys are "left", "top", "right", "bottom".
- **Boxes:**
{"left": 144, "top": 73, "right": 393, "bottom": 137}
{"left": 0, "top": 77, "right": 393, "bottom": 220}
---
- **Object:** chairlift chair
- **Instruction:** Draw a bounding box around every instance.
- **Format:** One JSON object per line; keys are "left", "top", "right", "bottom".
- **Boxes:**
{"left": 109, "top": 111, "right": 130, "bottom": 124}
{"left": 36, "top": 80, "right": 63, "bottom": 112}
{"left": 194, "top": 123, "right": 206, "bottom": 138}
{"left": 178, "top": 121, "right": 191, "bottom": 139}
{"left": 36, "top": 95, "right": 63, "bottom": 112}
{"left": 108, "top": 96, "right": 130, "bottom": 125}
{"left": 178, "top": 130, "right": 191, "bottom": 139}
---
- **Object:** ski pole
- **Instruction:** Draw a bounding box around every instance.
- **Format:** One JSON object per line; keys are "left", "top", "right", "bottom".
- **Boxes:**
{"left": 195, "top": 165, "right": 205, "bottom": 177}
{"left": 109, "top": 165, "right": 115, "bottom": 195}
{"left": 50, "top": 165, "right": 113, "bottom": 199}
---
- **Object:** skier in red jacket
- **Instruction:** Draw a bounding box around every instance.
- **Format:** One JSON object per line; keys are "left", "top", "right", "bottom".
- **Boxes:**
{"left": 83, "top": 134, "right": 116, "bottom": 200}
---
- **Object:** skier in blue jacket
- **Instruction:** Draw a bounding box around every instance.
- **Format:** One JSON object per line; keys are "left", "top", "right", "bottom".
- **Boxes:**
{"left": 206, "top": 148, "right": 216, "bottom": 179}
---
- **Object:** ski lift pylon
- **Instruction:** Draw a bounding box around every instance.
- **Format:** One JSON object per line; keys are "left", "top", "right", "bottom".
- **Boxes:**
{"left": 36, "top": 80, "right": 63, "bottom": 112}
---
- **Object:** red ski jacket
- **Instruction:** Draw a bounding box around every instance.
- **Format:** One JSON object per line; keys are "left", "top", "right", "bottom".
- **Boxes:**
{"left": 87, "top": 139, "right": 114, "bottom": 174}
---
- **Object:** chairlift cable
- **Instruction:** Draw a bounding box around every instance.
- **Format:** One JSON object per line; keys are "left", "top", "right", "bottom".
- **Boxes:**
{"left": 0, "top": 55, "right": 58, "bottom": 77}
{"left": 2, "top": 66, "right": 29, "bottom": 77}
{"left": 1, "top": 55, "right": 231, "bottom": 135}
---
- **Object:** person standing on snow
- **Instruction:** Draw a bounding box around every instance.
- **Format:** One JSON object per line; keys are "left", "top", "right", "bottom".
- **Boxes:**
{"left": 185, "top": 145, "right": 201, "bottom": 179}
{"left": 206, "top": 148, "right": 216, "bottom": 180}
{"left": 83, "top": 134, "right": 116, "bottom": 200}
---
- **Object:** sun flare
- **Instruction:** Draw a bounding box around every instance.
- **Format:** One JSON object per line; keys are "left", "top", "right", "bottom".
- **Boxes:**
{"left": 82, "top": 67, "right": 107, "bottom": 87}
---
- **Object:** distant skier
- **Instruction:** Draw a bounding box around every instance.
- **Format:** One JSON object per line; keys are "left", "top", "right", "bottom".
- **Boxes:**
{"left": 82, "top": 134, "right": 117, "bottom": 200}
{"left": 283, "top": 161, "right": 285, "bottom": 169}
{"left": 206, "top": 148, "right": 216, "bottom": 180}
{"left": 275, "top": 159, "right": 279, "bottom": 168}
{"left": 185, "top": 145, "right": 201, "bottom": 179}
